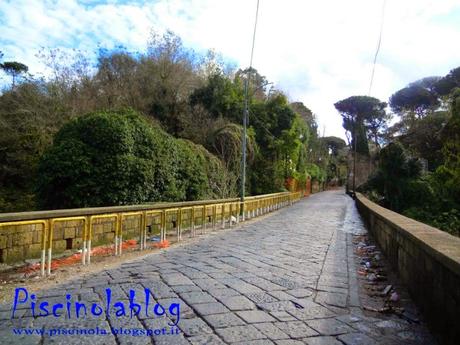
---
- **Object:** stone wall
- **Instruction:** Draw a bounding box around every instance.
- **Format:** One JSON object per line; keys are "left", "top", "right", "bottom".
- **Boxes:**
{"left": 0, "top": 198, "right": 239, "bottom": 263}
{"left": 0, "top": 216, "right": 143, "bottom": 263}
{"left": 347, "top": 153, "right": 376, "bottom": 191}
{"left": 355, "top": 193, "right": 460, "bottom": 345}
{"left": 0, "top": 223, "right": 45, "bottom": 263}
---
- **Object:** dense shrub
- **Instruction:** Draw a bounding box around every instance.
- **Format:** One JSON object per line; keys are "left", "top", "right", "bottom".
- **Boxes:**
{"left": 36, "top": 109, "right": 230, "bottom": 209}
{"left": 184, "top": 141, "right": 237, "bottom": 199}
{"left": 438, "top": 88, "right": 460, "bottom": 202}
{"left": 361, "top": 142, "right": 460, "bottom": 235}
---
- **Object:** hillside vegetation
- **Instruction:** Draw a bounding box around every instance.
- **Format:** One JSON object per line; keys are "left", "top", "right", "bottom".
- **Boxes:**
{"left": 0, "top": 32, "right": 345, "bottom": 211}
{"left": 335, "top": 67, "right": 460, "bottom": 236}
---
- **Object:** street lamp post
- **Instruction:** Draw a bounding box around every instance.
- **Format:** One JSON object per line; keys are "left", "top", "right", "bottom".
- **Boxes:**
{"left": 241, "top": 75, "right": 249, "bottom": 206}
{"left": 240, "top": 0, "right": 260, "bottom": 219}
{"left": 353, "top": 120, "right": 357, "bottom": 197}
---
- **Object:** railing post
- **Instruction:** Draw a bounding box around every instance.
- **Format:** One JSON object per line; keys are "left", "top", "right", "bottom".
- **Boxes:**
{"left": 191, "top": 207, "right": 195, "bottom": 237}
{"left": 144, "top": 211, "right": 148, "bottom": 249}
{"left": 202, "top": 206, "right": 206, "bottom": 234}
{"left": 86, "top": 217, "right": 91, "bottom": 264}
{"left": 236, "top": 202, "right": 240, "bottom": 223}
{"left": 221, "top": 204, "right": 225, "bottom": 229}
{"left": 119, "top": 214, "right": 124, "bottom": 255}
{"left": 177, "top": 209, "right": 182, "bottom": 241}
{"left": 114, "top": 214, "right": 120, "bottom": 255}
{"left": 40, "top": 220, "right": 49, "bottom": 277}
{"left": 161, "top": 210, "right": 166, "bottom": 242}
{"left": 48, "top": 220, "right": 55, "bottom": 275}
{"left": 80, "top": 218, "right": 86, "bottom": 266}
{"left": 139, "top": 212, "right": 145, "bottom": 250}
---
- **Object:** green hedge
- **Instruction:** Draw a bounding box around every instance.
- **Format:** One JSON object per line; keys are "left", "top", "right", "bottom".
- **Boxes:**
{"left": 37, "top": 109, "right": 231, "bottom": 209}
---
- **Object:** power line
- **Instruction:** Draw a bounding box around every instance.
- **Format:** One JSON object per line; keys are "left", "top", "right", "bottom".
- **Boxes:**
{"left": 249, "top": 0, "right": 260, "bottom": 68}
{"left": 249, "top": 111, "right": 276, "bottom": 139}
{"left": 368, "top": 0, "right": 387, "bottom": 96}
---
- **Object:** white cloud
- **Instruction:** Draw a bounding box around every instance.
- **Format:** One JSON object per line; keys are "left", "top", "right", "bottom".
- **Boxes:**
{"left": 1, "top": 0, "right": 460, "bottom": 139}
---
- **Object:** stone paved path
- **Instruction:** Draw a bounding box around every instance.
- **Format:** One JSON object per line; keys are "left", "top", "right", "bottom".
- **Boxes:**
{"left": 0, "top": 190, "right": 435, "bottom": 344}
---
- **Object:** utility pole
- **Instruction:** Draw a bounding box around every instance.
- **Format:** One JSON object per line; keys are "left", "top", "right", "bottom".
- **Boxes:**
{"left": 240, "top": 0, "right": 260, "bottom": 208}
{"left": 353, "top": 122, "right": 357, "bottom": 197}
{"left": 241, "top": 75, "right": 249, "bottom": 203}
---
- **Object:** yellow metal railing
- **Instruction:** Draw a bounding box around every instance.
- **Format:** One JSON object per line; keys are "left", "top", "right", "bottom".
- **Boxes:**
{"left": 0, "top": 191, "right": 301, "bottom": 277}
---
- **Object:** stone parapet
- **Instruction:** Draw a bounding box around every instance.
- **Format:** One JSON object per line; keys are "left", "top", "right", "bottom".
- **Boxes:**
{"left": 355, "top": 193, "right": 460, "bottom": 345}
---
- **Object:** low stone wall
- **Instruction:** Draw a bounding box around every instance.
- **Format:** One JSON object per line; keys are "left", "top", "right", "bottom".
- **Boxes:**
{"left": 0, "top": 193, "right": 298, "bottom": 264}
{"left": 347, "top": 153, "right": 376, "bottom": 190}
{"left": 0, "top": 214, "right": 145, "bottom": 263}
{"left": 0, "top": 205, "right": 218, "bottom": 263}
{"left": 355, "top": 193, "right": 460, "bottom": 345}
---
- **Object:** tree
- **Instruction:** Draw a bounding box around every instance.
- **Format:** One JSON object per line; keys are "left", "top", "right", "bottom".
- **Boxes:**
{"left": 95, "top": 51, "right": 140, "bottom": 109}
{"left": 408, "top": 76, "right": 442, "bottom": 93}
{"left": 433, "top": 66, "right": 460, "bottom": 96}
{"left": 235, "top": 67, "right": 269, "bottom": 101}
{"left": 208, "top": 121, "right": 256, "bottom": 177}
{"left": 389, "top": 83, "right": 440, "bottom": 120}
{"left": 0, "top": 80, "right": 75, "bottom": 212}
{"left": 320, "top": 136, "right": 346, "bottom": 156}
{"left": 375, "top": 142, "right": 422, "bottom": 211}
{"left": 437, "top": 88, "right": 460, "bottom": 202}
{"left": 290, "top": 102, "right": 317, "bottom": 138}
{"left": 334, "top": 96, "right": 387, "bottom": 155}
{"left": 363, "top": 108, "right": 391, "bottom": 147}
{"left": 0, "top": 61, "right": 28, "bottom": 89}
{"left": 145, "top": 30, "right": 200, "bottom": 135}
{"left": 189, "top": 72, "right": 244, "bottom": 123}
{"left": 1, "top": 30, "right": 328, "bottom": 209}
{"left": 397, "top": 111, "right": 449, "bottom": 171}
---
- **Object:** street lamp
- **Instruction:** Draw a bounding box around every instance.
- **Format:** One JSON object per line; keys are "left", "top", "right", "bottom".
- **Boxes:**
{"left": 241, "top": 74, "right": 249, "bottom": 206}
{"left": 240, "top": 0, "right": 260, "bottom": 217}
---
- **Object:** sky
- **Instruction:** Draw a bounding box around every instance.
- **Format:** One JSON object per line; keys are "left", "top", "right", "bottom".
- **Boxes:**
{"left": 1, "top": 0, "right": 460, "bottom": 139}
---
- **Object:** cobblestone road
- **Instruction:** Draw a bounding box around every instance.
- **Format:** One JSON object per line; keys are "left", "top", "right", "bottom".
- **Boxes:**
{"left": 0, "top": 190, "right": 435, "bottom": 344}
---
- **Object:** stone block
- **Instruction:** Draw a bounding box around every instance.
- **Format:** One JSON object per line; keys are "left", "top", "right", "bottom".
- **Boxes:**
{"left": 104, "top": 232, "right": 115, "bottom": 241}
{"left": 103, "top": 222, "right": 114, "bottom": 232}
{"left": 216, "top": 325, "right": 266, "bottom": 343}
{"left": 13, "top": 232, "right": 25, "bottom": 246}
{"left": 93, "top": 225, "right": 104, "bottom": 235}
{"left": 53, "top": 239, "right": 67, "bottom": 251}
{"left": 0, "top": 236, "right": 7, "bottom": 249}
{"left": 53, "top": 227, "right": 63, "bottom": 240}
{"left": 5, "top": 246, "right": 25, "bottom": 263}
{"left": 64, "top": 227, "right": 76, "bottom": 239}
{"left": 32, "top": 230, "right": 42, "bottom": 244}
{"left": 25, "top": 243, "right": 43, "bottom": 259}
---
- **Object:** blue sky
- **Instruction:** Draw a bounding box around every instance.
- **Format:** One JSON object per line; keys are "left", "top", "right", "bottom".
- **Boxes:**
{"left": 1, "top": 0, "right": 460, "bottom": 138}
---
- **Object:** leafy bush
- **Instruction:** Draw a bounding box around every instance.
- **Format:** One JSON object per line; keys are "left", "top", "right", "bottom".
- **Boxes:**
{"left": 362, "top": 141, "right": 460, "bottom": 236}
{"left": 403, "top": 207, "right": 460, "bottom": 237}
{"left": 36, "top": 109, "right": 230, "bottom": 209}
{"left": 306, "top": 163, "right": 326, "bottom": 182}
{"left": 185, "top": 141, "right": 237, "bottom": 199}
